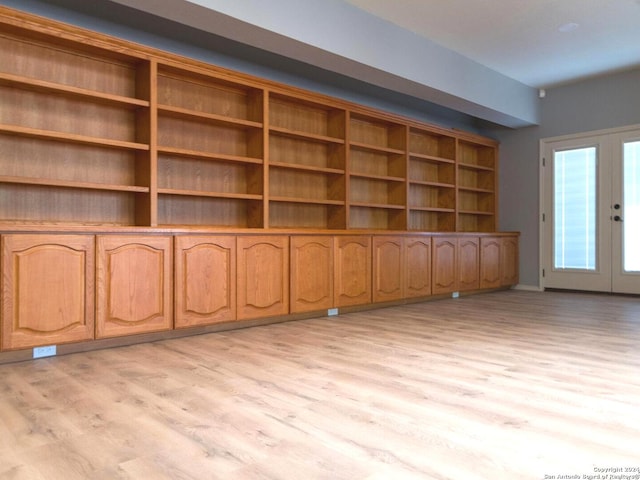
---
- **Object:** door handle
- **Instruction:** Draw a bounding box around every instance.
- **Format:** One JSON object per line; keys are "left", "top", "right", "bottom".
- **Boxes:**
{"left": 613, "top": 215, "right": 623, "bottom": 222}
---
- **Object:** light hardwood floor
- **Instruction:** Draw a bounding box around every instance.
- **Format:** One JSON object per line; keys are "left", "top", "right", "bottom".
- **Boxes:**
{"left": 1, "top": 290, "right": 640, "bottom": 480}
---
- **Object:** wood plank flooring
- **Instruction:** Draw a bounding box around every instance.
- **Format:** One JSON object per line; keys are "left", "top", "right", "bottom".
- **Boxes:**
{"left": 1, "top": 290, "right": 640, "bottom": 479}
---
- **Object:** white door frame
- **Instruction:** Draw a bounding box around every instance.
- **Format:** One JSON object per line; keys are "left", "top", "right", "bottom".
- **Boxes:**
{"left": 539, "top": 123, "right": 640, "bottom": 292}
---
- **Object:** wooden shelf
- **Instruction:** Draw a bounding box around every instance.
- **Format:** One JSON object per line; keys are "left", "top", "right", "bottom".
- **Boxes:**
{"left": 409, "top": 152, "right": 455, "bottom": 164}
{"left": 269, "top": 161, "right": 344, "bottom": 175}
{"left": 350, "top": 202, "right": 405, "bottom": 210}
{"left": 269, "top": 126, "right": 344, "bottom": 145}
{"left": 0, "top": 124, "right": 148, "bottom": 151}
{"left": 409, "top": 206, "right": 455, "bottom": 213}
{"left": 157, "top": 146, "right": 263, "bottom": 165}
{"left": 410, "top": 179, "right": 455, "bottom": 188}
{"left": 158, "top": 188, "right": 262, "bottom": 201}
{"left": 458, "top": 186, "right": 494, "bottom": 193}
{"left": 158, "top": 104, "right": 262, "bottom": 130}
{"left": 0, "top": 72, "right": 150, "bottom": 108}
{"left": 350, "top": 172, "right": 405, "bottom": 182}
{"left": 349, "top": 141, "right": 405, "bottom": 156}
{"left": 458, "top": 162, "right": 495, "bottom": 172}
{"left": 270, "top": 196, "right": 345, "bottom": 206}
{"left": 0, "top": 175, "right": 149, "bottom": 193}
{"left": 459, "top": 209, "right": 494, "bottom": 215}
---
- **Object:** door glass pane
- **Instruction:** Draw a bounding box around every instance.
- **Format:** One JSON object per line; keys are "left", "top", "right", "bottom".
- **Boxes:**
{"left": 624, "top": 141, "right": 640, "bottom": 272}
{"left": 553, "top": 147, "right": 597, "bottom": 270}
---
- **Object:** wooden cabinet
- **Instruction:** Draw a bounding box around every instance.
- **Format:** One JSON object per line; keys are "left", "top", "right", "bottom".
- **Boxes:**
{"left": 373, "top": 236, "right": 405, "bottom": 303}
{"left": 480, "top": 237, "right": 502, "bottom": 289}
{"left": 405, "top": 236, "right": 432, "bottom": 298}
{"left": 501, "top": 235, "right": 519, "bottom": 286}
{"left": 432, "top": 237, "right": 458, "bottom": 295}
{"left": 174, "top": 235, "right": 236, "bottom": 328}
{"left": 335, "top": 236, "right": 372, "bottom": 307}
{"left": 480, "top": 235, "right": 519, "bottom": 288}
{"left": 237, "top": 236, "right": 289, "bottom": 319}
{"left": 290, "top": 236, "right": 334, "bottom": 313}
{"left": 458, "top": 237, "right": 480, "bottom": 291}
{"left": 1, "top": 234, "right": 95, "bottom": 350}
{"left": 96, "top": 235, "right": 173, "bottom": 338}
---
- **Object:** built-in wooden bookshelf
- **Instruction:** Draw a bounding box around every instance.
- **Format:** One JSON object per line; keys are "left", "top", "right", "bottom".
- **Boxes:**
{"left": 348, "top": 113, "right": 407, "bottom": 230}
{"left": 0, "top": 6, "right": 500, "bottom": 232}
{"left": 0, "top": 6, "right": 521, "bottom": 363}
{"left": 268, "top": 92, "right": 347, "bottom": 229}
{"left": 408, "top": 127, "right": 457, "bottom": 231}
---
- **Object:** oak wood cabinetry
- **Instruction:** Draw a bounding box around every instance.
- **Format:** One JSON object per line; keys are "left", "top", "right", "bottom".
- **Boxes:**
{"left": 480, "top": 237, "right": 502, "bottom": 289}
{"left": 372, "top": 235, "right": 433, "bottom": 302}
{"left": 480, "top": 236, "right": 520, "bottom": 289}
{"left": 174, "top": 235, "right": 236, "bottom": 327}
{"left": 96, "top": 235, "right": 173, "bottom": 338}
{"left": 334, "top": 236, "right": 372, "bottom": 307}
{"left": 432, "top": 237, "right": 458, "bottom": 295}
{"left": 458, "top": 237, "right": 480, "bottom": 291}
{"left": 405, "top": 236, "right": 432, "bottom": 298}
{"left": 0, "top": 8, "right": 520, "bottom": 360}
{"left": 372, "top": 236, "right": 405, "bottom": 303}
{"left": 501, "top": 235, "right": 519, "bottom": 286}
{"left": 237, "top": 236, "right": 289, "bottom": 320}
{"left": 1, "top": 234, "right": 95, "bottom": 350}
{"left": 290, "top": 236, "right": 334, "bottom": 313}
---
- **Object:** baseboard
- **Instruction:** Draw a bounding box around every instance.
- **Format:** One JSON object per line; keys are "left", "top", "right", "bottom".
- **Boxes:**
{"left": 513, "top": 283, "right": 544, "bottom": 292}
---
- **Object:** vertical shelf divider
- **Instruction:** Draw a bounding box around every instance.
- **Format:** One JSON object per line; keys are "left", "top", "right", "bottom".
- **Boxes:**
{"left": 135, "top": 59, "right": 158, "bottom": 226}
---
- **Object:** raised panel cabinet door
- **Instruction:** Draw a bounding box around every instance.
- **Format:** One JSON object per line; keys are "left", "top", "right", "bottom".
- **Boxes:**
{"left": 175, "top": 236, "right": 236, "bottom": 328}
{"left": 290, "top": 236, "right": 333, "bottom": 314}
{"left": 480, "top": 237, "right": 502, "bottom": 289}
{"left": 334, "top": 236, "right": 371, "bottom": 307}
{"left": 405, "top": 236, "right": 431, "bottom": 298}
{"left": 373, "top": 236, "right": 404, "bottom": 303}
{"left": 459, "top": 237, "right": 480, "bottom": 291}
{"left": 1, "top": 234, "right": 95, "bottom": 350}
{"left": 96, "top": 236, "right": 173, "bottom": 339}
{"left": 432, "top": 237, "right": 457, "bottom": 295}
{"left": 237, "top": 236, "right": 289, "bottom": 320}
{"left": 501, "top": 236, "right": 520, "bottom": 286}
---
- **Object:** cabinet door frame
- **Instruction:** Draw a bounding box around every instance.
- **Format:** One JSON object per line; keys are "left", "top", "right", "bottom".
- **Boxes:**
{"left": 290, "top": 235, "right": 334, "bottom": 314}
{"left": 174, "top": 235, "right": 236, "bottom": 328}
{"left": 405, "top": 236, "right": 432, "bottom": 298}
{"left": 432, "top": 237, "right": 458, "bottom": 295}
{"left": 96, "top": 235, "right": 173, "bottom": 339}
{"left": 1, "top": 234, "right": 95, "bottom": 350}
{"left": 237, "top": 235, "right": 290, "bottom": 320}
{"left": 372, "top": 236, "right": 405, "bottom": 303}
{"left": 334, "top": 235, "right": 372, "bottom": 307}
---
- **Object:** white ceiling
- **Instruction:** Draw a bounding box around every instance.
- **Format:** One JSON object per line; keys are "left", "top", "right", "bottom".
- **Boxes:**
{"left": 345, "top": 0, "right": 640, "bottom": 88}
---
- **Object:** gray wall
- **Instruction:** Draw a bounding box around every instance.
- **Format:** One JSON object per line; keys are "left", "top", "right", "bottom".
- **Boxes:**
{"left": 489, "top": 68, "right": 640, "bottom": 288}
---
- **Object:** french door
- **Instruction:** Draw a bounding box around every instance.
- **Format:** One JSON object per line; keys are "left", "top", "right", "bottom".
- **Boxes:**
{"left": 542, "top": 126, "right": 640, "bottom": 294}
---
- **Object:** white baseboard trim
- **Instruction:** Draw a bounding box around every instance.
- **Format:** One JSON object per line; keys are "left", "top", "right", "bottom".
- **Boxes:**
{"left": 513, "top": 284, "right": 544, "bottom": 292}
